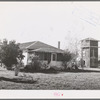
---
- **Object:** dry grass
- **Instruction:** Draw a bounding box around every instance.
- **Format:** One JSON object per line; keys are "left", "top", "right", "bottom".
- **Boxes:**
{"left": 0, "top": 69, "right": 100, "bottom": 89}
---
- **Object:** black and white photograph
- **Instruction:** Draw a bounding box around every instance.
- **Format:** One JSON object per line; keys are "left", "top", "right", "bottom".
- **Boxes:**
{"left": 1, "top": 1, "right": 100, "bottom": 92}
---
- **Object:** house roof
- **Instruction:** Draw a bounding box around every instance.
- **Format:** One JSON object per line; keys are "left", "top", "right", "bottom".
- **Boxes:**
{"left": 81, "top": 37, "right": 99, "bottom": 41}
{"left": 19, "top": 41, "right": 36, "bottom": 50}
{"left": 19, "top": 41, "right": 64, "bottom": 53}
{"left": 31, "top": 48, "right": 64, "bottom": 53}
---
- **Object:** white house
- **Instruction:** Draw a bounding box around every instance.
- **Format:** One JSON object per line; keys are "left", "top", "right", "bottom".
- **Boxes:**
{"left": 19, "top": 41, "right": 65, "bottom": 69}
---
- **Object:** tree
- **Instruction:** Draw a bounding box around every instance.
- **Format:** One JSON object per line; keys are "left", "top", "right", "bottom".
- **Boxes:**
{"left": 62, "top": 50, "right": 73, "bottom": 69}
{"left": 65, "top": 36, "right": 81, "bottom": 58}
{"left": 15, "top": 49, "right": 25, "bottom": 76}
{"left": 0, "top": 39, "right": 24, "bottom": 76}
{"left": 63, "top": 50, "right": 72, "bottom": 62}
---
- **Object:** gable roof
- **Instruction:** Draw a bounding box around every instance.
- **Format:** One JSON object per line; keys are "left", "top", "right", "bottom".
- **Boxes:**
{"left": 19, "top": 41, "right": 64, "bottom": 53}
{"left": 19, "top": 41, "right": 36, "bottom": 50}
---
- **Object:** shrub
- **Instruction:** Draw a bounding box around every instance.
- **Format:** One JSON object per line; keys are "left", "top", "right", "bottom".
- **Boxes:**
{"left": 40, "top": 62, "right": 49, "bottom": 70}
{"left": 62, "top": 50, "right": 73, "bottom": 69}
{"left": 46, "top": 67, "right": 57, "bottom": 73}
{"left": 23, "top": 55, "right": 42, "bottom": 72}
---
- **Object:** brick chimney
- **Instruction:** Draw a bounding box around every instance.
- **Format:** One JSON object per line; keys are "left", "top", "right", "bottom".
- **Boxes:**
{"left": 58, "top": 41, "right": 60, "bottom": 49}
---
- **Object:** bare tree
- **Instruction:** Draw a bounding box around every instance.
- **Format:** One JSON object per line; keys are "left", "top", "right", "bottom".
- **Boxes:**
{"left": 65, "top": 36, "right": 81, "bottom": 58}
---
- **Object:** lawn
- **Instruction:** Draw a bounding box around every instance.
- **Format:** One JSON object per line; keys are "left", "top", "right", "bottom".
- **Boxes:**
{"left": 0, "top": 68, "right": 100, "bottom": 90}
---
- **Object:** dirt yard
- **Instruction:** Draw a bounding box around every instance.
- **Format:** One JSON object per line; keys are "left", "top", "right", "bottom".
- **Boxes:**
{"left": 0, "top": 68, "right": 100, "bottom": 90}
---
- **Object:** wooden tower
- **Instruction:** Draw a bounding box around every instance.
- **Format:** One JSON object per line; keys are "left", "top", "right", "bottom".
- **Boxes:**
{"left": 81, "top": 38, "right": 98, "bottom": 68}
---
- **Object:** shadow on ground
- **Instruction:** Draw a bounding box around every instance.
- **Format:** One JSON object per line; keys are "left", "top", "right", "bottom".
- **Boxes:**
{"left": 39, "top": 69, "right": 100, "bottom": 74}
{"left": 0, "top": 77, "right": 37, "bottom": 84}
{"left": 63, "top": 69, "right": 100, "bottom": 73}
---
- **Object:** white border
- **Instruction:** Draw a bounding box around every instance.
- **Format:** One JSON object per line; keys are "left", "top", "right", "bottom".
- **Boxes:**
{"left": 0, "top": 1, "right": 100, "bottom": 99}
{"left": 0, "top": 90, "right": 100, "bottom": 99}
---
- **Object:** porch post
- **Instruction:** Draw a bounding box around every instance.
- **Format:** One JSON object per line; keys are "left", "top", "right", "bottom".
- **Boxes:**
{"left": 51, "top": 53, "right": 53, "bottom": 61}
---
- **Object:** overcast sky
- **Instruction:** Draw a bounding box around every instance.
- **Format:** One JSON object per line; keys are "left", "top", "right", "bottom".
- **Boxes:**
{"left": 0, "top": 1, "right": 100, "bottom": 50}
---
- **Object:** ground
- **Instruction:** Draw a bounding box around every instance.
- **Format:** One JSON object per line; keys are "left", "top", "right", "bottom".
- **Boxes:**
{"left": 0, "top": 67, "right": 100, "bottom": 89}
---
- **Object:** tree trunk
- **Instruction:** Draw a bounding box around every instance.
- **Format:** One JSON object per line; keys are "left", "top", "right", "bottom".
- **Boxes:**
{"left": 15, "top": 65, "right": 19, "bottom": 76}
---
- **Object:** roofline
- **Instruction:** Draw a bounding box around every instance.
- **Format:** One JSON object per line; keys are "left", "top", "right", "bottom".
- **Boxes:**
{"left": 29, "top": 48, "right": 65, "bottom": 53}
{"left": 20, "top": 41, "right": 64, "bottom": 51}
{"left": 26, "top": 41, "right": 37, "bottom": 49}
{"left": 81, "top": 38, "right": 99, "bottom": 41}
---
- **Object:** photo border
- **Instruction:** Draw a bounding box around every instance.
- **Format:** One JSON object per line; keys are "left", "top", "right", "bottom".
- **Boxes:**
{"left": 0, "top": 0, "right": 100, "bottom": 99}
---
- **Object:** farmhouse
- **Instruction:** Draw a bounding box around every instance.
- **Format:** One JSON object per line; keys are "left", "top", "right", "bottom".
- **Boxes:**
{"left": 19, "top": 41, "right": 65, "bottom": 68}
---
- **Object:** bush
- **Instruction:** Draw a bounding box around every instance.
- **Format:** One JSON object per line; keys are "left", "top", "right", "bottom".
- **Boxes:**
{"left": 24, "top": 64, "right": 32, "bottom": 72}
{"left": 62, "top": 50, "right": 73, "bottom": 69}
{"left": 41, "top": 62, "right": 50, "bottom": 70}
{"left": 24, "top": 61, "right": 50, "bottom": 72}
{"left": 23, "top": 55, "right": 43, "bottom": 72}
{"left": 45, "top": 67, "right": 57, "bottom": 73}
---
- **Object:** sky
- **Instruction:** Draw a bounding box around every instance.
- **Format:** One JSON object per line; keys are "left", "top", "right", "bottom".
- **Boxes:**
{"left": 0, "top": 1, "right": 100, "bottom": 51}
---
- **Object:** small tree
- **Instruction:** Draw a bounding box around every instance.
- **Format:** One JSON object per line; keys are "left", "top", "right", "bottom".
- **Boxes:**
{"left": 15, "top": 49, "right": 25, "bottom": 76}
{"left": 0, "top": 39, "right": 24, "bottom": 76}
{"left": 62, "top": 50, "right": 72, "bottom": 69}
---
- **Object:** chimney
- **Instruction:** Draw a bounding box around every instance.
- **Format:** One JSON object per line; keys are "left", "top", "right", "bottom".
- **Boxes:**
{"left": 58, "top": 41, "right": 60, "bottom": 49}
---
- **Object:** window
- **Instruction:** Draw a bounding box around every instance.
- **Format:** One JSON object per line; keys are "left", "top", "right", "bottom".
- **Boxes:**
{"left": 90, "top": 49, "right": 94, "bottom": 57}
{"left": 94, "top": 49, "right": 98, "bottom": 57}
{"left": 57, "top": 53, "right": 63, "bottom": 61}
{"left": 44, "top": 53, "right": 48, "bottom": 60}
{"left": 53, "top": 54, "right": 57, "bottom": 61}
{"left": 90, "top": 41, "right": 98, "bottom": 46}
